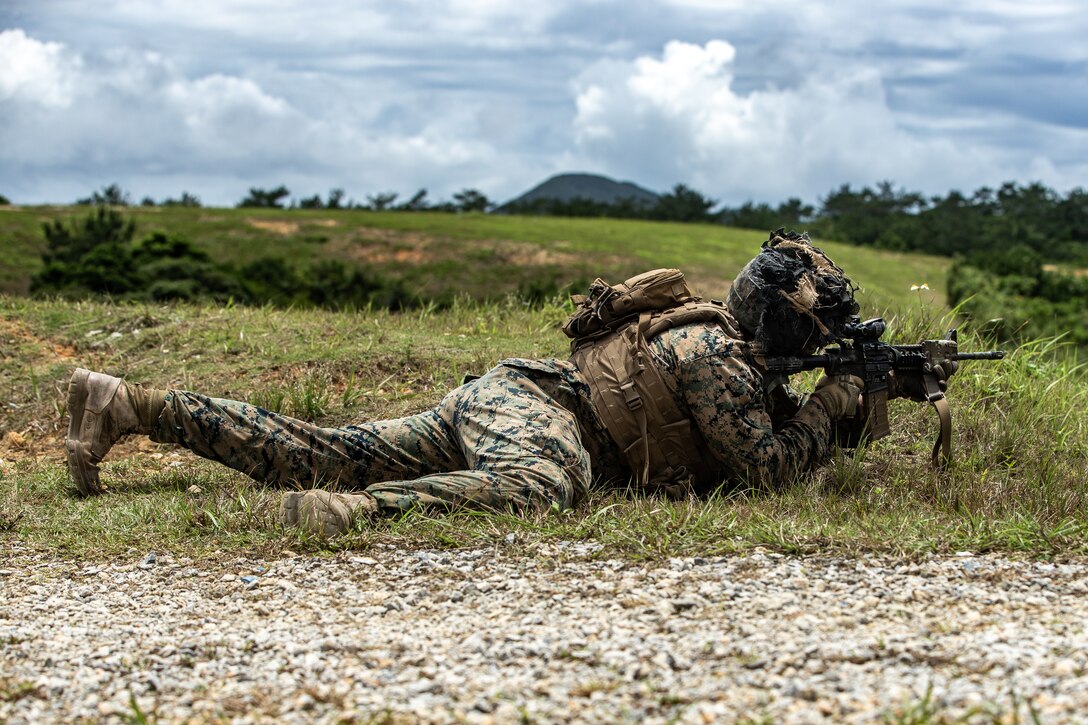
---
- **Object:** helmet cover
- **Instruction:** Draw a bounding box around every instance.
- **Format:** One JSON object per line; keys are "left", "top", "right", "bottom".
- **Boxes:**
{"left": 726, "top": 229, "right": 859, "bottom": 354}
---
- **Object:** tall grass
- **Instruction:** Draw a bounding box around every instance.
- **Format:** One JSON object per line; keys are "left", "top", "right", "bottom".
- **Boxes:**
{"left": 1, "top": 294, "right": 1085, "bottom": 559}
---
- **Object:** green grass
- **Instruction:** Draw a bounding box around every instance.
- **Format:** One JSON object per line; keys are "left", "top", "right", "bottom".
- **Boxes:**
{"left": 1, "top": 292, "right": 1085, "bottom": 561}
{"left": 881, "top": 684, "right": 1046, "bottom": 725}
{"left": 0, "top": 206, "right": 948, "bottom": 309}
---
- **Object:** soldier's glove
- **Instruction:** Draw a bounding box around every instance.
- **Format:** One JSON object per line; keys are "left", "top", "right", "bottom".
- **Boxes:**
{"left": 888, "top": 361, "right": 959, "bottom": 402}
{"left": 887, "top": 371, "right": 929, "bottom": 402}
{"left": 932, "top": 358, "right": 959, "bottom": 382}
{"left": 810, "top": 374, "right": 865, "bottom": 420}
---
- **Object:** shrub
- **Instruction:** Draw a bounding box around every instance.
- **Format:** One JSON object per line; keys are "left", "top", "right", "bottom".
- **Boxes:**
{"left": 948, "top": 260, "right": 1088, "bottom": 349}
{"left": 33, "top": 207, "right": 138, "bottom": 296}
{"left": 31, "top": 208, "right": 417, "bottom": 311}
{"left": 239, "top": 257, "right": 304, "bottom": 306}
{"left": 162, "top": 192, "right": 202, "bottom": 208}
{"left": 76, "top": 183, "right": 131, "bottom": 206}
{"left": 237, "top": 186, "right": 290, "bottom": 208}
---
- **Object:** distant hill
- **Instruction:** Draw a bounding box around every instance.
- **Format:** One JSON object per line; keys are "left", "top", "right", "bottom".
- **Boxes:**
{"left": 501, "top": 173, "right": 660, "bottom": 210}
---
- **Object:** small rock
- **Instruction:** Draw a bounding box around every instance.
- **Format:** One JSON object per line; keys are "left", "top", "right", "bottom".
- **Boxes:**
{"left": 1054, "top": 659, "right": 1079, "bottom": 677}
{"left": 670, "top": 597, "right": 700, "bottom": 613}
{"left": 186, "top": 485, "right": 204, "bottom": 495}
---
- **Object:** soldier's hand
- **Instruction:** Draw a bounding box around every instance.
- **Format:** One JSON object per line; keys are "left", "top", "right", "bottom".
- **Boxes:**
{"left": 811, "top": 374, "right": 865, "bottom": 419}
{"left": 889, "top": 362, "right": 958, "bottom": 402}
{"left": 931, "top": 358, "right": 959, "bottom": 382}
{"left": 888, "top": 371, "right": 929, "bottom": 402}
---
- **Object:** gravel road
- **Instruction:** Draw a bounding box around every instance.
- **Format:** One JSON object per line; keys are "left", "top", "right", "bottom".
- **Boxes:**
{"left": 2, "top": 543, "right": 1087, "bottom": 723}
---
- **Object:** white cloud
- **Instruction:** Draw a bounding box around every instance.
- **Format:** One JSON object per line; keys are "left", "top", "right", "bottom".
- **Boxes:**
{"left": 570, "top": 39, "right": 1088, "bottom": 202}
{"left": 60, "top": 0, "right": 559, "bottom": 50}
{"left": 3, "top": 2, "right": 1088, "bottom": 206}
{"left": 0, "top": 29, "right": 523, "bottom": 204}
{"left": 0, "top": 29, "right": 79, "bottom": 108}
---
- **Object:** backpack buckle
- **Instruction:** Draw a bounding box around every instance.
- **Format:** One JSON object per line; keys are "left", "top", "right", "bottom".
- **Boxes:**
{"left": 619, "top": 381, "right": 643, "bottom": 411}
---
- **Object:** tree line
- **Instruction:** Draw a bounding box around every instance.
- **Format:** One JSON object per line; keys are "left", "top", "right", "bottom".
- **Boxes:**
{"left": 509, "top": 180, "right": 1088, "bottom": 263}
{"left": 63, "top": 183, "right": 495, "bottom": 213}
{"left": 30, "top": 178, "right": 1088, "bottom": 267}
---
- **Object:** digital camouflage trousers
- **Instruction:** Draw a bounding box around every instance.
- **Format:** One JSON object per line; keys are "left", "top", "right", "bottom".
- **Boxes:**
{"left": 151, "top": 360, "right": 625, "bottom": 515}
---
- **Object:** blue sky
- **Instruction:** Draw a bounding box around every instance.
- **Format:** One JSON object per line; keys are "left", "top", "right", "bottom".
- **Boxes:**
{"left": 1, "top": 0, "right": 1086, "bottom": 207}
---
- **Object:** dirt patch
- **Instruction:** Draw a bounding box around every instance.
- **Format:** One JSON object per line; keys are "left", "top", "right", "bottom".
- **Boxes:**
{"left": 310, "top": 219, "right": 340, "bottom": 228}
{"left": 350, "top": 245, "right": 429, "bottom": 265}
{"left": 0, "top": 317, "right": 79, "bottom": 463}
{"left": 332, "top": 229, "right": 439, "bottom": 265}
{"left": 0, "top": 434, "right": 155, "bottom": 465}
{"left": 1042, "top": 264, "right": 1088, "bottom": 278}
{"left": 247, "top": 219, "right": 300, "bottom": 236}
{"left": 333, "top": 227, "right": 593, "bottom": 269}
{"left": 492, "top": 242, "right": 582, "bottom": 268}
{"left": 0, "top": 317, "right": 76, "bottom": 362}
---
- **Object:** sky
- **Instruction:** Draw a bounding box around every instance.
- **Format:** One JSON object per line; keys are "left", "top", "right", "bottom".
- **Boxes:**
{"left": 1, "top": 0, "right": 1086, "bottom": 208}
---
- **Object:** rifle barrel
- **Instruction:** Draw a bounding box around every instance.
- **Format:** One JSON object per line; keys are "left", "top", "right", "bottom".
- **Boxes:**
{"left": 952, "top": 351, "right": 1005, "bottom": 361}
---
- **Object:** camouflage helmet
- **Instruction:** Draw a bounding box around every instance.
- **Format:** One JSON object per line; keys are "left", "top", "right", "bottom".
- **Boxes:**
{"left": 726, "top": 229, "right": 859, "bottom": 354}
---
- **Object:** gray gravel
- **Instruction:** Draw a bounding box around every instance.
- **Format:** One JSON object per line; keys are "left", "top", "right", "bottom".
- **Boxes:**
{"left": 2, "top": 543, "right": 1088, "bottom": 723}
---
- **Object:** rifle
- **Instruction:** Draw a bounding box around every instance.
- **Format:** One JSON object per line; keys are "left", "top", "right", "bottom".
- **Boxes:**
{"left": 762, "top": 317, "right": 1004, "bottom": 468}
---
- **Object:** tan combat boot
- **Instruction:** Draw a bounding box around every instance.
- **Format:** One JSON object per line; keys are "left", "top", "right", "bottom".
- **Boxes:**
{"left": 66, "top": 368, "right": 166, "bottom": 496}
{"left": 280, "top": 489, "right": 379, "bottom": 538}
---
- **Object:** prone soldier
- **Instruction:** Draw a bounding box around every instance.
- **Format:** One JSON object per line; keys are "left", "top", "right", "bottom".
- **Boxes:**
{"left": 64, "top": 231, "right": 963, "bottom": 536}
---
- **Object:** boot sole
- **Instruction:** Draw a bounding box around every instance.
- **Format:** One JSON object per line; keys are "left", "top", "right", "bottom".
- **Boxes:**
{"left": 66, "top": 368, "right": 104, "bottom": 496}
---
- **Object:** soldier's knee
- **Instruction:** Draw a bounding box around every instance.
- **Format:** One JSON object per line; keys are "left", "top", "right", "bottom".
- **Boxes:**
{"left": 503, "top": 461, "right": 588, "bottom": 511}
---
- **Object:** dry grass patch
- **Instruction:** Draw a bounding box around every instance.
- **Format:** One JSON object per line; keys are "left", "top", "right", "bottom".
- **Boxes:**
{"left": 246, "top": 218, "right": 300, "bottom": 235}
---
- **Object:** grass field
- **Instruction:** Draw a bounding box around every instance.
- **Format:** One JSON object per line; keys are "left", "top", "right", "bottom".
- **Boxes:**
{"left": 2, "top": 286, "right": 1085, "bottom": 561}
{"left": 0, "top": 206, "right": 948, "bottom": 310}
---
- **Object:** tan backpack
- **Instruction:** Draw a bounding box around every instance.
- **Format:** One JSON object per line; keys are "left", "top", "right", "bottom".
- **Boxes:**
{"left": 564, "top": 269, "right": 736, "bottom": 495}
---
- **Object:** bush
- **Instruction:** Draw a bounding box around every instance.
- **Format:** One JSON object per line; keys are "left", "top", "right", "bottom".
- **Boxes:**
{"left": 162, "top": 192, "right": 202, "bottom": 208}
{"left": 76, "top": 183, "right": 131, "bottom": 206}
{"left": 239, "top": 257, "right": 303, "bottom": 306}
{"left": 305, "top": 260, "right": 384, "bottom": 309}
{"left": 237, "top": 186, "right": 290, "bottom": 208}
{"left": 948, "top": 260, "right": 1088, "bottom": 349}
{"left": 31, "top": 208, "right": 418, "bottom": 311}
{"left": 33, "top": 207, "right": 138, "bottom": 296}
{"left": 32, "top": 211, "right": 239, "bottom": 302}
{"left": 40, "top": 206, "right": 136, "bottom": 266}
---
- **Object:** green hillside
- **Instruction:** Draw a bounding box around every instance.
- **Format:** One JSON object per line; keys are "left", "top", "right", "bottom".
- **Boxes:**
{"left": 0, "top": 206, "right": 948, "bottom": 311}
{"left": 8, "top": 205, "right": 1079, "bottom": 561}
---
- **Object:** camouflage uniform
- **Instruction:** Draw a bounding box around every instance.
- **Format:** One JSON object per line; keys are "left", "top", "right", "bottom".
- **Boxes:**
{"left": 152, "top": 322, "right": 833, "bottom": 514}
{"left": 647, "top": 322, "right": 832, "bottom": 486}
{"left": 153, "top": 359, "right": 623, "bottom": 515}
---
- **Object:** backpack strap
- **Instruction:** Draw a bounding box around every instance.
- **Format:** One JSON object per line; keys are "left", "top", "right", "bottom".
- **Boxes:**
{"left": 572, "top": 302, "right": 736, "bottom": 494}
